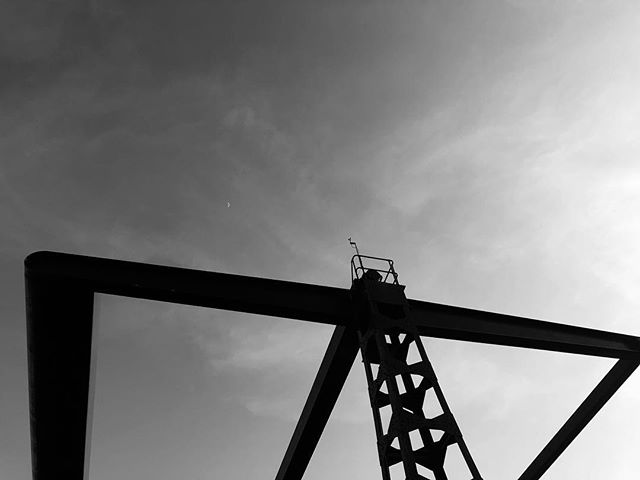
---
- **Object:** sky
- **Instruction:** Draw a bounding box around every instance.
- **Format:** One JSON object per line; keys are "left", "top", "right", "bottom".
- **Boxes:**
{"left": 2, "top": 0, "right": 640, "bottom": 479}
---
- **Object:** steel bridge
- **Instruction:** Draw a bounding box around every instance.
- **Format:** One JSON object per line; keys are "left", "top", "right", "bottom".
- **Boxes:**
{"left": 24, "top": 251, "right": 640, "bottom": 479}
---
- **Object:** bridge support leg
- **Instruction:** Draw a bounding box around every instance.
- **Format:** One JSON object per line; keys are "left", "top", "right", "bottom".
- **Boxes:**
{"left": 353, "top": 278, "right": 483, "bottom": 480}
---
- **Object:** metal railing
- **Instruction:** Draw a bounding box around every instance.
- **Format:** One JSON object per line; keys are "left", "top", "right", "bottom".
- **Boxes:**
{"left": 350, "top": 254, "right": 399, "bottom": 285}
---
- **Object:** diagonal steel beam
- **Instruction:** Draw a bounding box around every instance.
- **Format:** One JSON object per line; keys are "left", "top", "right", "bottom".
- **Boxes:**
{"left": 275, "top": 326, "right": 360, "bottom": 480}
{"left": 408, "top": 299, "right": 640, "bottom": 359}
{"left": 518, "top": 358, "right": 640, "bottom": 480}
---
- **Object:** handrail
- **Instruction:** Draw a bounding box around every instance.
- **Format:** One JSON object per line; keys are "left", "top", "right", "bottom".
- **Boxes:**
{"left": 350, "top": 254, "right": 399, "bottom": 284}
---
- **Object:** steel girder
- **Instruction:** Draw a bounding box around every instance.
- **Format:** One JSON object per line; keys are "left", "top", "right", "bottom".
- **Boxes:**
{"left": 274, "top": 326, "right": 360, "bottom": 480}
{"left": 24, "top": 251, "right": 640, "bottom": 480}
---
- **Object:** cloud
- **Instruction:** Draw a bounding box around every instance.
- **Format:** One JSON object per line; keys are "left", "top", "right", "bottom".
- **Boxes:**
{"left": 201, "top": 321, "right": 332, "bottom": 373}
{"left": 187, "top": 311, "right": 377, "bottom": 424}
{"left": 239, "top": 361, "right": 372, "bottom": 425}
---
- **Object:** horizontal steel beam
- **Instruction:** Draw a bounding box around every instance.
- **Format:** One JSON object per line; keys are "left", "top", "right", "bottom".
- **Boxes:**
{"left": 275, "top": 326, "right": 360, "bottom": 480}
{"left": 26, "top": 251, "right": 352, "bottom": 326}
{"left": 26, "top": 252, "right": 640, "bottom": 360}
{"left": 518, "top": 358, "right": 640, "bottom": 480}
{"left": 408, "top": 299, "right": 640, "bottom": 359}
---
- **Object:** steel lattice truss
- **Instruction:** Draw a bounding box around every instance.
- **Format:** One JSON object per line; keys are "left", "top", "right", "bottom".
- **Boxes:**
{"left": 24, "top": 251, "right": 640, "bottom": 480}
{"left": 353, "top": 274, "right": 482, "bottom": 480}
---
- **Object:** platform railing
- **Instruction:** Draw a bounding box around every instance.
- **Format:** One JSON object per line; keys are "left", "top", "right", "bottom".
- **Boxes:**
{"left": 350, "top": 254, "right": 399, "bottom": 285}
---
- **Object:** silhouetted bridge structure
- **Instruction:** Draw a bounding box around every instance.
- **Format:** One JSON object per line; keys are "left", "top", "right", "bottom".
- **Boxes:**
{"left": 25, "top": 251, "right": 640, "bottom": 479}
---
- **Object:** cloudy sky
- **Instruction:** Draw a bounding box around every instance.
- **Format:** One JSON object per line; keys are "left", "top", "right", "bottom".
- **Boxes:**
{"left": 2, "top": 0, "right": 640, "bottom": 478}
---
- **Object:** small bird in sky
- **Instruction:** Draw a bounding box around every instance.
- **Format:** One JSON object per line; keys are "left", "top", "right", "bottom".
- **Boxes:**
{"left": 227, "top": 202, "right": 231, "bottom": 208}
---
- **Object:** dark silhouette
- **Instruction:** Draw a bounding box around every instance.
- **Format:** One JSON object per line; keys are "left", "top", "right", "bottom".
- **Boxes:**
{"left": 351, "top": 254, "right": 482, "bottom": 479}
{"left": 24, "top": 251, "right": 640, "bottom": 480}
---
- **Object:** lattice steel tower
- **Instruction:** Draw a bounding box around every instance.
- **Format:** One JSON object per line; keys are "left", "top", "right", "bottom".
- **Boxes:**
{"left": 350, "top": 250, "right": 482, "bottom": 480}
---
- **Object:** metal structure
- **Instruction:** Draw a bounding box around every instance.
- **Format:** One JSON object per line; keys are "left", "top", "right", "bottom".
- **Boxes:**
{"left": 24, "top": 250, "right": 640, "bottom": 480}
{"left": 351, "top": 254, "right": 482, "bottom": 479}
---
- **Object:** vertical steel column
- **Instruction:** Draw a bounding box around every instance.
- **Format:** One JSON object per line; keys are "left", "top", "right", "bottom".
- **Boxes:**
{"left": 25, "top": 274, "right": 95, "bottom": 480}
{"left": 353, "top": 277, "right": 482, "bottom": 480}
